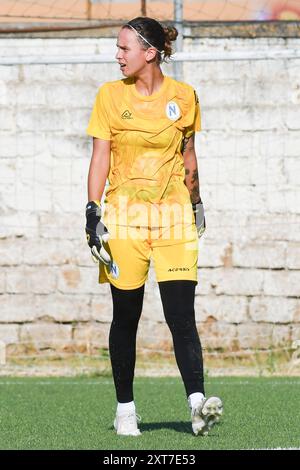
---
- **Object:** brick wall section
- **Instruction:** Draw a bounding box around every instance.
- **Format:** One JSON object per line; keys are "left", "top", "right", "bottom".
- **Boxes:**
{"left": 0, "top": 35, "right": 299, "bottom": 357}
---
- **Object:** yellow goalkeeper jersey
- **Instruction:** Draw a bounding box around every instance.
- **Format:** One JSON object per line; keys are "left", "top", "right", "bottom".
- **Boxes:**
{"left": 87, "top": 75, "right": 201, "bottom": 229}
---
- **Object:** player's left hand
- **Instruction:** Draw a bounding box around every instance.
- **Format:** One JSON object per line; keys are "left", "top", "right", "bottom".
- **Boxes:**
{"left": 192, "top": 200, "right": 206, "bottom": 238}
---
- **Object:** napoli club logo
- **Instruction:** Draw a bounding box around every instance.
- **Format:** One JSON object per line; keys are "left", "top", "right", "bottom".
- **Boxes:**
{"left": 109, "top": 261, "right": 120, "bottom": 280}
{"left": 166, "top": 101, "right": 181, "bottom": 121}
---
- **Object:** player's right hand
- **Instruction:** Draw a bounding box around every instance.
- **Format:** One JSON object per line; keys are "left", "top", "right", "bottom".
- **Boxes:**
{"left": 85, "top": 200, "right": 111, "bottom": 265}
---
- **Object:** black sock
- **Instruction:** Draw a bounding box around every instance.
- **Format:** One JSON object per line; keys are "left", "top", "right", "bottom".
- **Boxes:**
{"left": 109, "top": 284, "right": 144, "bottom": 403}
{"left": 158, "top": 280, "right": 205, "bottom": 397}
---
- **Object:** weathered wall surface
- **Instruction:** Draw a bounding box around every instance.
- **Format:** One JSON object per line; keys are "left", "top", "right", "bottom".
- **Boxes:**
{"left": 0, "top": 34, "right": 299, "bottom": 358}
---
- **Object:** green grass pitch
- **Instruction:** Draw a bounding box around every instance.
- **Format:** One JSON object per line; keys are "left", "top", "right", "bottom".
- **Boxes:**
{"left": 0, "top": 376, "right": 299, "bottom": 450}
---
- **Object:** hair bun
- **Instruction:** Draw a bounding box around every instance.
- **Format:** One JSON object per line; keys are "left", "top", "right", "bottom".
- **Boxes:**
{"left": 164, "top": 25, "right": 178, "bottom": 42}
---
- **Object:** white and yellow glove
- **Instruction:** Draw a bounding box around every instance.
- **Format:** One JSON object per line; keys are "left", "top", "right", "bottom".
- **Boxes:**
{"left": 85, "top": 200, "right": 111, "bottom": 265}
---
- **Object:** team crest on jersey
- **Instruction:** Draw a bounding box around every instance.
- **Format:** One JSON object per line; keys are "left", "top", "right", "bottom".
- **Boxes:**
{"left": 165, "top": 101, "right": 181, "bottom": 121}
{"left": 109, "top": 261, "right": 120, "bottom": 280}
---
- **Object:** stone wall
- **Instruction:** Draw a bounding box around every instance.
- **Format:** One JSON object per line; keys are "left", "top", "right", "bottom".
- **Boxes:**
{"left": 0, "top": 32, "right": 300, "bottom": 359}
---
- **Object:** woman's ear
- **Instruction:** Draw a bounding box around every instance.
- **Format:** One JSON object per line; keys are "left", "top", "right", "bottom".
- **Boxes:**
{"left": 145, "top": 47, "right": 158, "bottom": 63}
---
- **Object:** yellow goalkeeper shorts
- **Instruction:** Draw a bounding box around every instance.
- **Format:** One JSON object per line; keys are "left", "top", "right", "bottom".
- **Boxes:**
{"left": 98, "top": 224, "right": 198, "bottom": 290}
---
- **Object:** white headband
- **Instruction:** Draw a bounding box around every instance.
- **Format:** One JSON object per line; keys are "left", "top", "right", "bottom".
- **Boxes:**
{"left": 125, "top": 23, "right": 164, "bottom": 55}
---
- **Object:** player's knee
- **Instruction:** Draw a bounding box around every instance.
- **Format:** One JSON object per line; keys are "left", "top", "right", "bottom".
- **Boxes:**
{"left": 165, "top": 309, "right": 196, "bottom": 334}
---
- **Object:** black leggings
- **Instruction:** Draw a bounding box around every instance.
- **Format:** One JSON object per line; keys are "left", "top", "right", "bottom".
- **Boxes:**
{"left": 109, "top": 280, "right": 204, "bottom": 403}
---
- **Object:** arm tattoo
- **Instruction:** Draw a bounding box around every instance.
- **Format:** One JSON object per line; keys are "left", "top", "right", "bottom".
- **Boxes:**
{"left": 191, "top": 169, "right": 200, "bottom": 203}
{"left": 184, "top": 167, "right": 190, "bottom": 186}
{"left": 181, "top": 133, "right": 195, "bottom": 154}
{"left": 191, "top": 169, "right": 198, "bottom": 185}
{"left": 182, "top": 133, "right": 199, "bottom": 201}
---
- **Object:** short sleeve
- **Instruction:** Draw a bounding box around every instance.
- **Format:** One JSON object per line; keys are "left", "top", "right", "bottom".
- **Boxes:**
{"left": 86, "top": 85, "right": 111, "bottom": 140}
{"left": 184, "top": 89, "right": 201, "bottom": 138}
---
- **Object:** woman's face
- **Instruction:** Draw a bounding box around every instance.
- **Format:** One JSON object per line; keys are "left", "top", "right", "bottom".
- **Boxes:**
{"left": 116, "top": 27, "right": 154, "bottom": 77}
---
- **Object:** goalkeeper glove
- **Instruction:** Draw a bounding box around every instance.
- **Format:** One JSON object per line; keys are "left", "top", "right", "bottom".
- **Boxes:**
{"left": 192, "top": 199, "right": 206, "bottom": 238}
{"left": 85, "top": 200, "right": 111, "bottom": 265}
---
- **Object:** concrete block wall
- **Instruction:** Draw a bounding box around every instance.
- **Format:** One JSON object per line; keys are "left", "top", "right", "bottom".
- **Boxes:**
{"left": 0, "top": 35, "right": 299, "bottom": 359}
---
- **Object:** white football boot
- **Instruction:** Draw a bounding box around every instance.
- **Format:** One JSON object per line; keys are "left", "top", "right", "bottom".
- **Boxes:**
{"left": 191, "top": 396, "right": 223, "bottom": 436}
{"left": 114, "top": 412, "right": 142, "bottom": 436}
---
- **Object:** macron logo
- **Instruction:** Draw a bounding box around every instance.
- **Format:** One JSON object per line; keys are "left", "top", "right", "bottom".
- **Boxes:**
{"left": 121, "top": 110, "right": 133, "bottom": 119}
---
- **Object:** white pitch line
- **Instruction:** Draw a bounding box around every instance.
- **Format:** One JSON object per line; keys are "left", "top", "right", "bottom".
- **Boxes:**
{"left": 0, "top": 379, "right": 300, "bottom": 386}
{"left": 252, "top": 448, "right": 300, "bottom": 450}
{"left": 0, "top": 381, "right": 114, "bottom": 385}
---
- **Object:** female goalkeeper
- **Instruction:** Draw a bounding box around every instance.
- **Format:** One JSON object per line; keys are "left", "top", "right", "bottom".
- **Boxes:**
{"left": 85, "top": 16, "right": 222, "bottom": 437}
